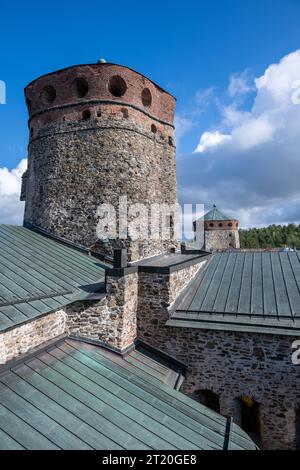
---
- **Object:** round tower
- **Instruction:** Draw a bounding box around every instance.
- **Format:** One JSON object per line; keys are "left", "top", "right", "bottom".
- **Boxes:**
{"left": 204, "top": 205, "right": 240, "bottom": 251}
{"left": 22, "top": 62, "right": 179, "bottom": 261}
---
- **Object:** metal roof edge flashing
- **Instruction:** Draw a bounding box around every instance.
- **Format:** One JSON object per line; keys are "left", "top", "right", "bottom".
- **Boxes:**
{"left": 135, "top": 339, "right": 187, "bottom": 376}
{"left": 68, "top": 334, "right": 136, "bottom": 357}
{"left": 136, "top": 254, "right": 211, "bottom": 274}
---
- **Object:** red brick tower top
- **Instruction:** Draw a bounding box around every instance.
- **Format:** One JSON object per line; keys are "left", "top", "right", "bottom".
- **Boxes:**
{"left": 25, "top": 62, "right": 176, "bottom": 135}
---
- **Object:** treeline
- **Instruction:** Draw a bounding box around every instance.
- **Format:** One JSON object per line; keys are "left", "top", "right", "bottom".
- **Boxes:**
{"left": 239, "top": 224, "right": 300, "bottom": 249}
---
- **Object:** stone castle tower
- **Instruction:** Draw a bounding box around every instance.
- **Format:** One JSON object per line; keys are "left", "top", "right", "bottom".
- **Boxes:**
{"left": 21, "top": 62, "right": 179, "bottom": 261}
{"left": 204, "top": 205, "right": 240, "bottom": 251}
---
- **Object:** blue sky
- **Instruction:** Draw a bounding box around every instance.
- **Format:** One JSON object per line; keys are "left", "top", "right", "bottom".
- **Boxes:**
{"left": 1, "top": 0, "right": 300, "bottom": 227}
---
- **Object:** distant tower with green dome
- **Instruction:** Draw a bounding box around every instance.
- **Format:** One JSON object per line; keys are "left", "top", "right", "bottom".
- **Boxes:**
{"left": 203, "top": 205, "right": 240, "bottom": 251}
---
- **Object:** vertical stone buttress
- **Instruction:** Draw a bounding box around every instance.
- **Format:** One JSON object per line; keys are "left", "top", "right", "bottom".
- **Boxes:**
{"left": 22, "top": 63, "right": 179, "bottom": 261}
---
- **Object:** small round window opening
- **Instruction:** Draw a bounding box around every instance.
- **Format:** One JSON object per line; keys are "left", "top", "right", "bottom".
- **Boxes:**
{"left": 151, "top": 124, "right": 157, "bottom": 133}
{"left": 141, "top": 88, "right": 152, "bottom": 107}
{"left": 108, "top": 75, "right": 127, "bottom": 97}
{"left": 74, "top": 77, "right": 89, "bottom": 98}
{"left": 209, "top": 223, "right": 214, "bottom": 227}
{"left": 82, "top": 110, "right": 91, "bottom": 120}
{"left": 218, "top": 223, "right": 223, "bottom": 227}
{"left": 42, "top": 85, "right": 56, "bottom": 104}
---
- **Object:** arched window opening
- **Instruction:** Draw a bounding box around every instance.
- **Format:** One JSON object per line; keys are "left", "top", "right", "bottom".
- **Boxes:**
{"left": 238, "top": 396, "right": 261, "bottom": 445}
{"left": 151, "top": 124, "right": 157, "bottom": 134}
{"left": 195, "top": 390, "right": 220, "bottom": 414}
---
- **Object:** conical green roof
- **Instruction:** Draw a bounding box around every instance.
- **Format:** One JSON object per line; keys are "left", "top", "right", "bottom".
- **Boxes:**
{"left": 204, "top": 205, "right": 231, "bottom": 221}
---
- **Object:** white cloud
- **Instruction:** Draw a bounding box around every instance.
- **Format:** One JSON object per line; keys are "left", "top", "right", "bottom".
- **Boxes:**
{"left": 194, "top": 131, "right": 231, "bottom": 153}
{"left": 0, "top": 158, "right": 27, "bottom": 225}
{"left": 228, "top": 70, "right": 254, "bottom": 97}
{"left": 178, "top": 50, "right": 300, "bottom": 227}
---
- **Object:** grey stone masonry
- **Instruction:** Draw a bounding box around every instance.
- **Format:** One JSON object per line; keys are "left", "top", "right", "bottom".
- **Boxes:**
{"left": 66, "top": 269, "right": 139, "bottom": 351}
{"left": 137, "top": 283, "right": 300, "bottom": 449}
{"left": 0, "top": 310, "right": 66, "bottom": 364}
{"left": 205, "top": 228, "right": 240, "bottom": 251}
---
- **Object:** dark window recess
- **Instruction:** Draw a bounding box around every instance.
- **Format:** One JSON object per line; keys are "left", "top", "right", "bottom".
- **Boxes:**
{"left": 229, "top": 233, "right": 232, "bottom": 237}
{"left": 121, "top": 108, "right": 129, "bottom": 118}
{"left": 196, "top": 390, "right": 220, "bottom": 414}
{"left": 219, "top": 223, "right": 223, "bottom": 227}
{"left": 141, "top": 87, "right": 152, "bottom": 107}
{"left": 74, "top": 77, "right": 89, "bottom": 98}
{"left": 239, "top": 396, "right": 261, "bottom": 436}
{"left": 97, "top": 110, "right": 102, "bottom": 117}
{"left": 41, "top": 85, "right": 56, "bottom": 104}
{"left": 209, "top": 223, "right": 214, "bottom": 227}
{"left": 82, "top": 110, "right": 91, "bottom": 120}
{"left": 151, "top": 124, "right": 157, "bottom": 133}
{"left": 168, "top": 136, "right": 173, "bottom": 146}
{"left": 166, "top": 215, "right": 174, "bottom": 228}
{"left": 108, "top": 75, "right": 127, "bottom": 97}
{"left": 228, "top": 222, "right": 233, "bottom": 227}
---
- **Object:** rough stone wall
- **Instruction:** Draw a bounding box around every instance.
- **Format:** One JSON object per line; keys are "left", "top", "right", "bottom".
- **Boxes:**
{"left": 66, "top": 271, "right": 138, "bottom": 351}
{"left": 23, "top": 63, "right": 179, "bottom": 262}
{"left": 169, "top": 262, "right": 207, "bottom": 305}
{"left": 137, "top": 289, "right": 300, "bottom": 449}
{"left": 205, "top": 228, "right": 240, "bottom": 251}
{"left": 137, "top": 260, "right": 207, "bottom": 338}
{"left": 0, "top": 310, "right": 66, "bottom": 364}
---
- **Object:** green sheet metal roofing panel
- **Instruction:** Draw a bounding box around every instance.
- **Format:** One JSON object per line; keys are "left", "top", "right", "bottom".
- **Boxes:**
{"left": 204, "top": 206, "right": 232, "bottom": 221}
{"left": 0, "top": 225, "right": 106, "bottom": 332}
{"left": 170, "top": 251, "right": 300, "bottom": 335}
{"left": 0, "top": 338, "right": 256, "bottom": 450}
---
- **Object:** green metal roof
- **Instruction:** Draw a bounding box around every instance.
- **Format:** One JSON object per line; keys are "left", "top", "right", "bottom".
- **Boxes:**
{"left": 0, "top": 225, "right": 106, "bottom": 332}
{"left": 0, "top": 338, "right": 256, "bottom": 450}
{"left": 204, "top": 206, "right": 232, "bottom": 221}
{"left": 169, "top": 251, "right": 300, "bottom": 335}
